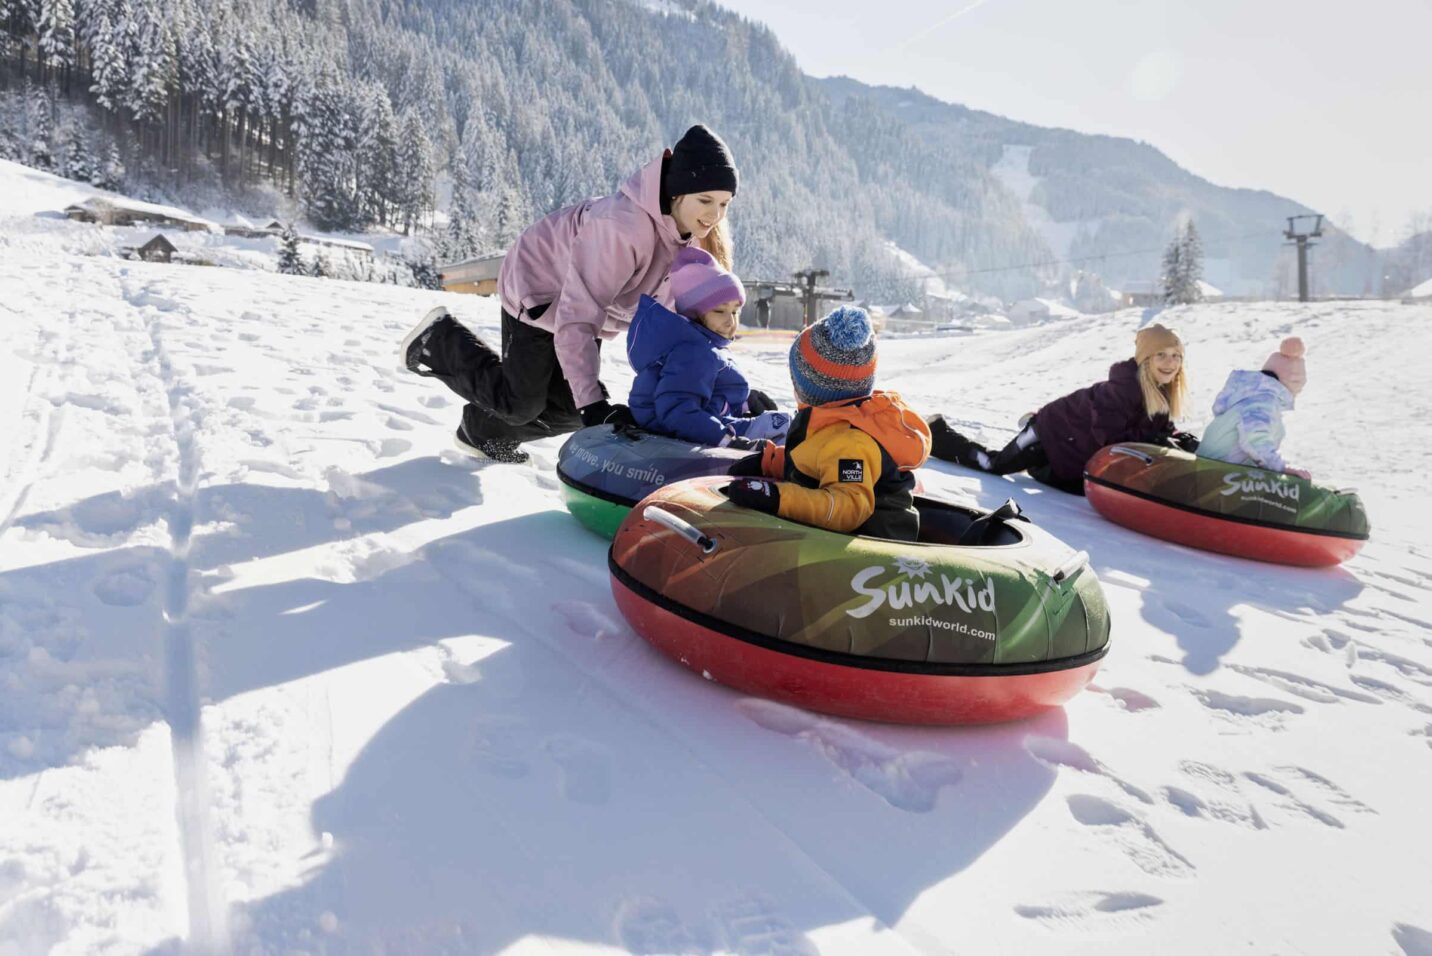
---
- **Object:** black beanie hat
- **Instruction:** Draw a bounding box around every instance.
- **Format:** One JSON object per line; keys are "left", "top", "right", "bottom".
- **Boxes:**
{"left": 665, "top": 125, "right": 739, "bottom": 198}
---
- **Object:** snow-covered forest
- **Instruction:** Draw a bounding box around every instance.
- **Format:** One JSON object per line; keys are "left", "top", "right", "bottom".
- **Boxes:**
{"left": 4, "top": 0, "right": 1408, "bottom": 301}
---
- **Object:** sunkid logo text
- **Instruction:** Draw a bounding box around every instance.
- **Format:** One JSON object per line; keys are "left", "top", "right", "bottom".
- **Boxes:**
{"left": 1220, "top": 471, "right": 1301, "bottom": 501}
{"left": 846, "top": 557, "right": 996, "bottom": 620}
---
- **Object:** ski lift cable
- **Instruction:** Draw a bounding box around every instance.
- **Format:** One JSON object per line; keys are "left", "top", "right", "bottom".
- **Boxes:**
{"left": 915, "top": 228, "right": 1284, "bottom": 281}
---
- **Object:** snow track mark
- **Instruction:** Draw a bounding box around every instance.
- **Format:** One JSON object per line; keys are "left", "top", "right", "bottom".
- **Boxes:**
{"left": 135, "top": 276, "right": 230, "bottom": 952}
{"left": 736, "top": 700, "right": 961, "bottom": 812}
{"left": 1014, "top": 890, "right": 1164, "bottom": 934}
{"left": 1065, "top": 795, "right": 1194, "bottom": 877}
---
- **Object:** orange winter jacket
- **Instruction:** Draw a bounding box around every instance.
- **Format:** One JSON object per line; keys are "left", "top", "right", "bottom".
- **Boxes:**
{"left": 757, "top": 390, "right": 931, "bottom": 540}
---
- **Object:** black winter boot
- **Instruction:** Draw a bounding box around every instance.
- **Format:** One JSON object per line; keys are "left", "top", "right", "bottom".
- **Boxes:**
{"left": 453, "top": 425, "right": 530, "bottom": 464}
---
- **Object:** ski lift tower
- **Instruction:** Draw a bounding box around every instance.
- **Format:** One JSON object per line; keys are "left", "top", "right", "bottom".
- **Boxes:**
{"left": 792, "top": 268, "right": 854, "bottom": 327}
{"left": 1283, "top": 214, "right": 1324, "bottom": 303}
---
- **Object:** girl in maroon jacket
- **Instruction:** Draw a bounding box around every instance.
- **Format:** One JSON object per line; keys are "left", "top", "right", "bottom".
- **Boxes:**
{"left": 927, "top": 324, "right": 1194, "bottom": 494}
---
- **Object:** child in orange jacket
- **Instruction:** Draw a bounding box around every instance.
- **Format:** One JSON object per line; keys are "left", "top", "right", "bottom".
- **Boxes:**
{"left": 722, "top": 306, "right": 931, "bottom": 541}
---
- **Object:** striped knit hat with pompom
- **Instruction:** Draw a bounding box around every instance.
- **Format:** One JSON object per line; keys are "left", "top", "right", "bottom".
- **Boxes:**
{"left": 789, "top": 306, "right": 877, "bottom": 406}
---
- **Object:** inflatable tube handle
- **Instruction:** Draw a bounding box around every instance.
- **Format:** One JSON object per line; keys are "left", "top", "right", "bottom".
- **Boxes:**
{"left": 1109, "top": 446, "right": 1154, "bottom": 464}
{"left": 643, "top": 505, "right": 719, "bottom": 555}
{"left": 1051, "top": 550, "right": 1089, "bottom": 585}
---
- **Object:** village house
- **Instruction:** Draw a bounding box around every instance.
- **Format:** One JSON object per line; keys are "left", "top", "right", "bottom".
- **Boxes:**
{"left": 439, "top": 252, "right": 506, "bottom": 296}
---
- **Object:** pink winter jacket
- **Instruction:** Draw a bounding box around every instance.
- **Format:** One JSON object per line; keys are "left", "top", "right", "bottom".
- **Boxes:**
{"left": 496, "top": 153, "right": 690, "bottom": 409}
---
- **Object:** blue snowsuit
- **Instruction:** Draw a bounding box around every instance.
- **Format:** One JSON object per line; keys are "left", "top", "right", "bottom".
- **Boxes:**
{"left": 626, "top": 295, "right": 751, "bottom": 445}
{"left": 1198, "top": 370, "right": 1295, "bottom": 472}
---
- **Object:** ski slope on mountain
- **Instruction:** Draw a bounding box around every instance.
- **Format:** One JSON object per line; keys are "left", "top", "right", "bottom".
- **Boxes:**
{"left": 2, "top": 162, "right": 1431, "bottom": 955}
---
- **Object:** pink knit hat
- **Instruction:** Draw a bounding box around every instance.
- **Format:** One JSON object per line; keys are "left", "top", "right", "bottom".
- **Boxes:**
{"left": 1262, "top": 336, "right": 1307, "bottom": 394}
{"left": 670, "top": 247, "right": 745, "bottom": 319}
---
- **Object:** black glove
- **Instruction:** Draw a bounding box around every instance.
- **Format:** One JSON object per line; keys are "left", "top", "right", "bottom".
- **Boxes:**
{"left": 728, "top": 449, "right": 767, "bottom": 477}
{"left": 1172, "top": 431, "right": 1200, "bottom": 453}
{"left": 725, "top": 435, "right": 768, "bottom": 452}
{"left": 721, "top": 478, "right": 781, "bottom": 514}
{"left": 741, "top": 389, "right": 778, "bottom": 417}
{"left": 579, "top": 400, "right": 637, "bottom": 429}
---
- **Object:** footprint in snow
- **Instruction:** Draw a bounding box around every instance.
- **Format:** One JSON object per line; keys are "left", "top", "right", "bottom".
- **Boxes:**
{"left": 710, "top": 895, "right": 817, "bottom": 955}
{"left": 1163, "top": 761, "right": 1267, "bottom": 830}
{"left": 614, "top": 897, "right": 702, "bottom": 954}
{"left": 1228, "top": 663, "right": 1381, "bottom": 705}
{"left": 92, "top": 563, "right": 157, "bottom": 608}
{"left": 737, "top": 699, "right": 961, "bottom": 813}
{"left": 375, "top": 438, "right": 411, "bottom": 459}
{"left": 1023, "top": 735, "right": 1153, "bottom": 804}
{"left": 1065, "top": 794, "right": 1194, "bottom": 877}
{"left": 1191, "top": 689, "right": 1305, "bottom": 723}
{"left": 1014, "top": 890, "right": 1164, "bottom": 935}
{"left": 1087, "top": 684, "right": 1160, "bottom": 712}
{"left": 1240, "top": 765, "right": 1373, "bottom": 829}
{"left": 542, "top": 734, "right": 612, "bottom": 805}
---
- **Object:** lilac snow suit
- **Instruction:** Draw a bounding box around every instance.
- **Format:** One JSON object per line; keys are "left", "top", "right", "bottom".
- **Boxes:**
{"left": 626, "top": 295, "right": 751, "bottom": 445}
{"left": 1197, "top": 370, "right": 1295, "bottom": 472}
{"left": 496, "top": 153, "right": 690, "bottom": 409}
{"left": 1034, "top": 358, "right": 1174, "bottom": 482}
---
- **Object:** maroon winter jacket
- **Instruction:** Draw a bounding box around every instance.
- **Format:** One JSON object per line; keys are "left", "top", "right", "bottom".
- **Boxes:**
{"left": 1035, "top": 359, "right": 1174, "bottom": 482}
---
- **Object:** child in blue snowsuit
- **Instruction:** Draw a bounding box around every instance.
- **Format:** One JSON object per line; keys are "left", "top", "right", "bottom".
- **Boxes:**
{"left": 626, "top": 247, "right": 788, "bottom": 447}
{"left": 1198, "top": 336, "right": 1311, "bottom": 479}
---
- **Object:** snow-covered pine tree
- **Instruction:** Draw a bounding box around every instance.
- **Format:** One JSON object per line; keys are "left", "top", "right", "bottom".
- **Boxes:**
{"left": 38, "top": 0, "right": 77, "bottom": 76}
{"left": 396, "top": 109, "right": 434, "bottom": 235}
{"left": 1161, "top": 231, "right": 1185, "bottom": 305}
{"left": 86, "top": 2, "right": 128, "bottom": 114}
{"left": 277, "top": 224, "right": 305, "bottom": 275}
{"left": 28, "top": 88, "right": 55, "bottom": 170}
{"left": 355, "top": 84, "right": 398, "bottom": 226}
{"left": 62, "top": 129, "right": 92, "bottom": 182}
{"left": 92, "top": 140, "right": 124, "bottom": 190}
{"left": 1179, "top": 221, "right": 1204, "bottom": 303}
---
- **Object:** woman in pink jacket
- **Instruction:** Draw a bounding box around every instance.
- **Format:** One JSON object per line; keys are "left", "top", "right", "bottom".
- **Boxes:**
{"left": 400, "top": 125, "right": 746, "bottom": 463}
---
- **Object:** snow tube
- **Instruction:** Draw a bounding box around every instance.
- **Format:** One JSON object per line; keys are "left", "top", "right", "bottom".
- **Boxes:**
{"left": 1084, "top": 443, "right": 1369, "bottom": 567}
{"left": 609, "top": 478, "right": 1110, "bottom": 725}
{"left": 556, "top": 425, "right": 749, "bottom": 538}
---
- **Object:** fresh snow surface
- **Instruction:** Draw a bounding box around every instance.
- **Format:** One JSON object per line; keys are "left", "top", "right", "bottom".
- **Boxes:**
{"left": 3, "top": 161, "right": 1432, "bottom": 955}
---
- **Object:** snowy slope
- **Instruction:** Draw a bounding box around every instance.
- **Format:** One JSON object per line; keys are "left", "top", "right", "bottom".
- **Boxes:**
{"left": 3, "top": 162, "right": 1432, "bottom": 955}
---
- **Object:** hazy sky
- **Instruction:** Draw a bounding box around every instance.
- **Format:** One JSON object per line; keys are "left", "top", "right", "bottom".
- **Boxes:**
{"left": 714, "top": 0, "right": 1432, "bottom": 247}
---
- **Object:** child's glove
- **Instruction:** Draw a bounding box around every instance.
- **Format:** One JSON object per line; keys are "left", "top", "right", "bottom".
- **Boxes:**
{"left": 733, "top": 410, "right": 791, "bottom": 443}
{"left": 724, "top": 435, "right": 768, "bottom": 452}
{"left": 721, "top": 478, "right": 781, "bottom": 514}
{"left": 727, "top": 449, "right": 768, "bottom": 476}
{"left": 1172, "top": 431, "right": 1200, "bottom": 452}
{"left": 1285, "top": 466, "right": 1312, "bottom": 480}
{"left": 740, "top": 389, "right": 779, "bottom": 416}
{"left": 580, "top": 400, "right": 636, "bottom": 429}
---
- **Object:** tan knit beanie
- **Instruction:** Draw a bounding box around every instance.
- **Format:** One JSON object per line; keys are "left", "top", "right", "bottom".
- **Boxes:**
{"left": 1135, "top": 323, "right": 1183, "bottom": 366}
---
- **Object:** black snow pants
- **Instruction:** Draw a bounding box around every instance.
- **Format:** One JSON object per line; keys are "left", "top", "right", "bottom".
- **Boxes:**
{"left": 423, "top": 304, "right": 597, "bottom": 444}
{"left": 940, "top": 418, "right": 1086, "bottom": 497}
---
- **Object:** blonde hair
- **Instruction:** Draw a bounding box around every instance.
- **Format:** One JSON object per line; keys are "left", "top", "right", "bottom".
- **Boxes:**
{"left": 698, "top": 218, "right": 733, "bottom": 271}
{"left": 1138, "top": 357, "right": 1187, "bottom": 420}
{"left": 670, "top": 194, "right": 734, "bottom": 271}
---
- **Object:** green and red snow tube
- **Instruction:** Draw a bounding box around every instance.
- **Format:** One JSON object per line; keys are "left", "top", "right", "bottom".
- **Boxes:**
{"left": 1084, "top": 443, "right": 1369, "bottom": 567}
{"left": 609, "top": 478, "right": 1110, "bottom": 725}
{"left": 557, "top": 424, "right": 748, "bottom": 539}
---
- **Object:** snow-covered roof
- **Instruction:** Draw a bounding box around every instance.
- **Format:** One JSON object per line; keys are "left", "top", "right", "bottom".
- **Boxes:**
{"left": 1012, "top": 297, "right": 1081, "bottom": 318}
{"left": 299, "top": 233, "right": 374, "bottom": 253}
{"left": 70, "top": 196, "right": 221, "bottom": 231}
{"left": 1407, "top": 277, "right": 1432, "bottom": 298}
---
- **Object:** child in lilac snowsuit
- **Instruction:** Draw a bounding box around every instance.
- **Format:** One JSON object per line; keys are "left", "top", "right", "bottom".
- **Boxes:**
{"left": 1198, "top": 336, "right": 1311, "bottom": 479}
{"left": 625, "top": 247, "right": 790, "bottom": 447}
